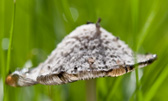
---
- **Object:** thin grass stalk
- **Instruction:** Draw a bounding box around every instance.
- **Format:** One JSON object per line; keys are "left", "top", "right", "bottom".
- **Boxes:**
{"left": 0, "top": 0, "right": 5, "bottom": 79}
{"left": 130, "top": 0, "right": 142, "bottom": 100}
{"left": 144, "top": 64, "right": 168, "bottom": 101}
{"left": 136, "top": 0, "right": 159, "bottom": 51}
{"left": 0, "top": 0, "right": 6, "bottom": 100}
{"left": 133, "top": 1, "right": 159, "bottom": 101}
{"left": 6, "top": 0, "right": 16, "bottom": 79}
{"left": 106, "top": 77, "right": 123, "bottom": 101}
{"left": 4, "top": 0, "right": 16, "bottom": 101}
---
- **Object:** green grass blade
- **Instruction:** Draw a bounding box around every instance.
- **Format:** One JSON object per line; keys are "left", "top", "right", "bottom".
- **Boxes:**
{"left": 144, "top": 64, "right": 168, "bottom": 101}
{"left": 136, "top": 0, "right": 159, "bottom": 51}
{"left": 6, "top": 0, "right": 16, "bottom": 75}
{"left": 136, "top": 11, "right": 156, "bottom": 51}
{"left": 0, "top": 1, "right": 6, "bottom": 101}
{"left": 4, "top": 0, "right": 16, "bottom": 101}
{"left": 0, "top": 0, "right": 5, "bottom": 76}
{"left": 106, "top": 77, "right": 123, "bottom": 101}
{"left": 131, "top": 0, "right": 142, "bottom": 100}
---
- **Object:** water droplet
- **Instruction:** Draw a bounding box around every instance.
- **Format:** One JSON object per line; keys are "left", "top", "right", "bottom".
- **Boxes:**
{"left": 2, "top": 38, "right": 9, "bottom": 50}
{"left": 70, "top": 7, "right": 79, "bottom": 22}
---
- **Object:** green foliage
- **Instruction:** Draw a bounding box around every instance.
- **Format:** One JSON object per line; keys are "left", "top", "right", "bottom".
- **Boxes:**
{"left": 0, "top": 0, "right": 168, "bottom": 101}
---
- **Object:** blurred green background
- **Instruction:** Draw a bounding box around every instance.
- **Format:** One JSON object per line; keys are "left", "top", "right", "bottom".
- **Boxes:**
{"left": 0, "top": 0, "right": 168, "bottom": 101}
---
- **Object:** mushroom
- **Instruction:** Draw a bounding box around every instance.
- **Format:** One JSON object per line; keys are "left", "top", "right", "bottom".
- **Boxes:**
{"left": 6, "top": 18, "right": 157, "bottom": 87}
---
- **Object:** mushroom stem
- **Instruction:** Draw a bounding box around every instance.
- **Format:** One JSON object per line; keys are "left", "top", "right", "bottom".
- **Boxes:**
{"left": 86, "top": 79, "right": 97, "bottom": 101}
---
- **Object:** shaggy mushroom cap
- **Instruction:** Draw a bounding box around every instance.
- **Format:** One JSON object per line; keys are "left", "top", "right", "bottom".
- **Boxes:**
{"left": 6, "top": 19, "right": 157, "bottom": 87}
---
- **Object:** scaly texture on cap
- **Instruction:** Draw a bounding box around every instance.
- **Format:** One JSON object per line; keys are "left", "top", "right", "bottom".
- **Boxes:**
{"left": 6, "top": 21, "right": 157, "bottom": 87}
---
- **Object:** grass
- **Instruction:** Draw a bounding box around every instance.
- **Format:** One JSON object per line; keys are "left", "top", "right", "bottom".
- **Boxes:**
{"left": 1, "top": 0, "right": 168, "bottom": 101}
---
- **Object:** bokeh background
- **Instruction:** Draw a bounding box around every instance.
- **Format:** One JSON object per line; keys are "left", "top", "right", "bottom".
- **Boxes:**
{"left": 0, "top": 0, "right": 168, "bottom": 101}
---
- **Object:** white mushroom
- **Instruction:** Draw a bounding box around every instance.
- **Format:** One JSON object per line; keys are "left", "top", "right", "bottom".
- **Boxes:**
{"left": 6, "top": 19, "right": 157, "bottom": 87}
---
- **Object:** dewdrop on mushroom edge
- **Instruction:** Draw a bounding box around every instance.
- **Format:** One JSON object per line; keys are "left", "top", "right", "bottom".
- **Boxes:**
{"left": 6, "top": 18, "right": 157, "bottom": 87}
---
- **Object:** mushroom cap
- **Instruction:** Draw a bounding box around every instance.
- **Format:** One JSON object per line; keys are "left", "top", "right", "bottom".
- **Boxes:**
{"left": 6, "top": 23, "right": 157, "bottom": 87}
